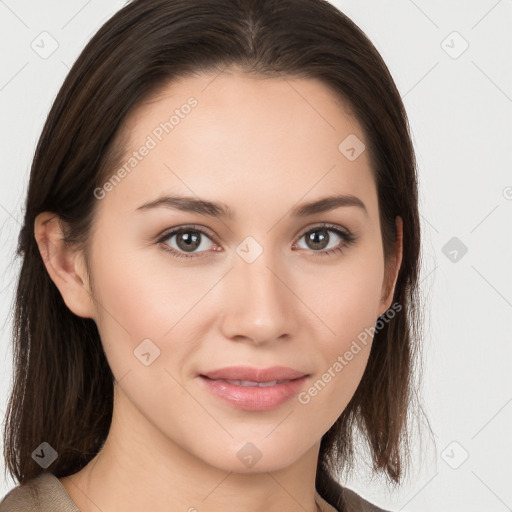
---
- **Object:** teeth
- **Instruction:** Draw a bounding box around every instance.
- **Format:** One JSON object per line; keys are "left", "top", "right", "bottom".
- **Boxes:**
{"left": 257, "top": 380, "right": 279, "bottom": 387}
{"left": 223, "top": 379, "right": 284, "bottom": 387}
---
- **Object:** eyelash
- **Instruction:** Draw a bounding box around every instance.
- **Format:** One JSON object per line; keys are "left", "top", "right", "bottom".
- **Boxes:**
{"left": 156, "top": 223, "right": 357, "bottom": 260}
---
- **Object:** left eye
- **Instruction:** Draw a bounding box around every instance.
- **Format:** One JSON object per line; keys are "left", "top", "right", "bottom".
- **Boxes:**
{"left": 294, "top": 226, "right": 354, "bottom": 255}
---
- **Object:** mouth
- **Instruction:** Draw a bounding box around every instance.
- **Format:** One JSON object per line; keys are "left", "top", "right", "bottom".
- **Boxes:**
{"left": 199, "top": 365, "right": 308, "bottom": 382}
{"left": 200, "top": 376, "right": 299, "bottom": 386}
{"left": 197, "top": 373, "right": 309, "bottom": 411}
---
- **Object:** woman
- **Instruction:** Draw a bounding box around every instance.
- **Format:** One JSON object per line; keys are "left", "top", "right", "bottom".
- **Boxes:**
{"left": 0, "top": 0, "right": 423, "bottom": 511}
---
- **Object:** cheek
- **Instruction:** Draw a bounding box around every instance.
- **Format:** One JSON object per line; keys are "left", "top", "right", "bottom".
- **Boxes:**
{"left": 295, "top": 322, "right": 373, "bottom": 442}
{"left": 88, "top": 241, "right": 218, "bottom": 378}
{"left": 297, "top": 284, "right": 377, "bottom": 433}
{"left": 302, "top": 244, "right": 385, "bottom": 344}
{"left": 294, "top": 247, "right": 384, "bottom": 417}
{"left": 91, "top": 238, "right": 211, "bottom": 332}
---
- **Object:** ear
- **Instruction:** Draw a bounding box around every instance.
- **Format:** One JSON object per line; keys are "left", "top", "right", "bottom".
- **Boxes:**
{"left": 378, "top": 215, "right": 403, "bottom": 316}
{"left": 34, "top": 212, "right": 96, "bottom": 320}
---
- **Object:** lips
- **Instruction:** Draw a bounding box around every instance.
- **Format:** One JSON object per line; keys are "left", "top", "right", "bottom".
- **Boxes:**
{"left": 198, "top": 366, "right": 310, "bottom": 410}
{"left": 200, "top": 365, "right": 308, "bottom": 383}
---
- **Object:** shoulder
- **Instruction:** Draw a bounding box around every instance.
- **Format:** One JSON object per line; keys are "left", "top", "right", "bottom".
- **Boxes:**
{"left": 316, "top": 476, "right": 393, "bottom": 512}
{"left": 0, "top": 472, "right": 80, "bottom": 512}
{"left": 341, "top": 486, "right": 392, "bottom": 512}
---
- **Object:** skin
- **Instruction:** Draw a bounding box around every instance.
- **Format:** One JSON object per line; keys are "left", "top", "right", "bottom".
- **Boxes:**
{"left": 34, "top": 69, "right": 402, "bottom": 512}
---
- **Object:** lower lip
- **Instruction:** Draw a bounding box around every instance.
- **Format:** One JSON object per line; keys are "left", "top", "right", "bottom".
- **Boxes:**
{"left": 198, "top": 375, "right": 309, "bottom": 411}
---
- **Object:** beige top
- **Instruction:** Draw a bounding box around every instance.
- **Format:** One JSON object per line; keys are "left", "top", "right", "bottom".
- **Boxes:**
{"left": 0, "top": 472, "right": 389, "bottom": 511}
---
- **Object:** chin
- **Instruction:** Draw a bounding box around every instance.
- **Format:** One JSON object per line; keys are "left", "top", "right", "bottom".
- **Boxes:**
{"left": 195, "top": 436, "right": 310, "bottom": 474}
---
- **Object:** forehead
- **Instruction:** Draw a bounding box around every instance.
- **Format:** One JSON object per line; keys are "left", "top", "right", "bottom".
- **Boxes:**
{"left": 98, "top": 70, "right": 377, "bottom": 220}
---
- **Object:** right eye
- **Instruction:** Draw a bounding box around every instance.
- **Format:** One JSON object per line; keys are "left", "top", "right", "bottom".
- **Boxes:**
{"left": 157, "top": 225, "right": 219, "bottom": 260}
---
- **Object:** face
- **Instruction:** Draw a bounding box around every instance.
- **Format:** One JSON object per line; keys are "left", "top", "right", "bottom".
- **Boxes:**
{"left": 53, "top": 70, "right": 401, "bottom": 474}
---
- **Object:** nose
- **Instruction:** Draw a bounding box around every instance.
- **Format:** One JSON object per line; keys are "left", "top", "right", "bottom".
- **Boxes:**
{"left": 218, "top": 248, "right": 299, "bottom": 345}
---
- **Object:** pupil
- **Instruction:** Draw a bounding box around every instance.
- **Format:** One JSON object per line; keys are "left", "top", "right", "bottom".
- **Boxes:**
{"left": 308, "top": 230, "right": 328, "bottom": 250}
{"left": 178, "top": 231, "right": 200, "bottom": 252}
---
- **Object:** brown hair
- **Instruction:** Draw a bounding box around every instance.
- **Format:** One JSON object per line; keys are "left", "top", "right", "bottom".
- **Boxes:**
{"left": 3, "top": 0, "right": 423, "bottom": 508}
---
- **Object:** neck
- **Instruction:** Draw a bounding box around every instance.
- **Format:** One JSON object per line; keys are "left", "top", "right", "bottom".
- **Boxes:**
{"left": 60, "top": 385, "right": 323, "bottom": 512}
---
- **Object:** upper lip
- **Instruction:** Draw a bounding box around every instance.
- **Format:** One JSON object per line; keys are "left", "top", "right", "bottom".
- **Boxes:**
{"left": 200, "top": 366, "right": 308, "bottom": 382}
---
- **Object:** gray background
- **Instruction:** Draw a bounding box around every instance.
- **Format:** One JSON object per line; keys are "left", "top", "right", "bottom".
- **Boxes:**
{"left": 0, "top": 1, "right": 511, "bottom": 510}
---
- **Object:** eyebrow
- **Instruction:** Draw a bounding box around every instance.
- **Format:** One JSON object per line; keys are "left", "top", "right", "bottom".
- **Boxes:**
{"left": 135, "top": 193, "right": 368, "bottom": 218}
